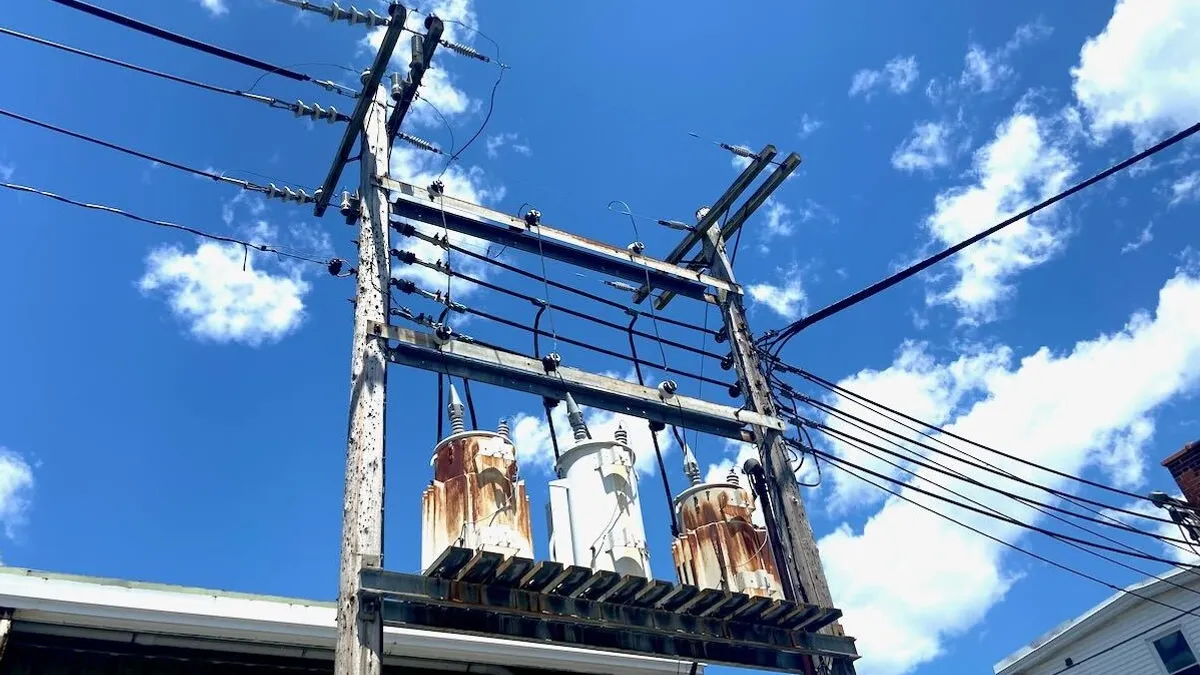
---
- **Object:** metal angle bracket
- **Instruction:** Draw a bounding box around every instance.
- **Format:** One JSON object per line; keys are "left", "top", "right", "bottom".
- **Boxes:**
{"left": 369, "top": 321, "right": 784, "bottom": 440}
{"left": 380, "top": 177, "right": 738, "bottom": 304}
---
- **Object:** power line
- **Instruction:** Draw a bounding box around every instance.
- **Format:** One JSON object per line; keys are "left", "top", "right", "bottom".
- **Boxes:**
{"left": 805, "top": 442, "right": 1187, "bottom": 567}
{"left": 1, "top": 182, "right": 336, "bottom": 267}
{"left": 438, "top": 64, "right": 505, "bottom": 178}
{"left": 0, "top": 107, "right": 317, "bottom": 203}
{"left": 775, "top": 361, "right": 1198, "bottom": 514}
{"left": 48, "top": 0, "right": 356, "bottom": 97}
{"left": 392, "top": 219, "right": 719, "bottom": 336}
{"left": 0, "top": 27, "right": 350, "bottom": 123}
{"left": 819, "top": 451, "right": 1200, "bottom": 625}
{"left": 799, "top": 419, "right": 1200, "bottom": 609}
{"left": 760, "top": 120, "right": 1200, "bottom": 354}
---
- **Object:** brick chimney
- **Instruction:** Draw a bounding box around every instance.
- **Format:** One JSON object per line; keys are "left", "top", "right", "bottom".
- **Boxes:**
{"left": 1161, "top": 440, "right": 1200, "bottom": 507}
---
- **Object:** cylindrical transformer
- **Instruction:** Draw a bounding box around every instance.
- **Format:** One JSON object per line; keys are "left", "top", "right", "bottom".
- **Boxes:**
{"left": 671, "top": 468, "right": 784, "bottom": 599}
{"left": 546, "top": 398, "right": 651, "bottom": 577}
{"left": 420, "top": 401, "right": 533, "bottom": 572}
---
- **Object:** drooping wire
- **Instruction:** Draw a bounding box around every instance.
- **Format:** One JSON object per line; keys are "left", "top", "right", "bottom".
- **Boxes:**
{"left": 524, "top": 205, "right": 559, "bottom": 354}
{"left": 818, "top": 448, "right": 1200, "bottom": 624}
{"left": 395, "top": 220, "right": 717, "bottom": 335}
{"left": 438, "top": 64, "right": 506, "bottom": 179}
{"left": 49, "top": 0, "right": 357, "bottom": 97}
{"left": 0, "top": 27, "right": 350, "bottom": 122}
{"left": 462, "top": 378, "right": 479, "bottom": 429}
{"left": 797, "top": 411, "right": 1200, "bottom": 598}
{"left": 785, "top": 363, "right": 1200, "bottom": 515}
{"left": 760, "top": 119, "right": 1200, "bottom": 354}
{"left": 0, "top": 108, "right": 316, "bottom": 201}
{"left": 804, "top": 442, "right": 1189, "bottom": 567}
{"left": 628, "top": 314, "right": 680, "bottom": 537}
{"left": 609, "top": 200, "right": 671, "bottom": 370}
{"left": 436, "top": 373, "right": 445, "bottom": 440}
{"left": 1, "top": 182, "right": 335, "bottom": 267}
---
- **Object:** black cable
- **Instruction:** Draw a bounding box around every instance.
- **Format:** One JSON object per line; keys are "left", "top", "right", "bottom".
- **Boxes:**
{"left": 762, "top": 120, "right": 1200, "bottom": 352}
{"left": 628, "top": 315, "right": 679, "bottom": 537}
{"left": 532, "top": 304, "right": 547, "bottom": 357}
{"left": 806, "top": 443, "right": 1190, "bottom": 567}
{"left": 439, "top": 64, "right": 505, "bottom": 178}
{"left": 449, "top": 301, "right": 731, "bottom": 389}
{"left": 394, "top": 220, "right": 717, "bottom": 336}
{"left": 48, "top": 0, "right": 351, "bottom": 94}
{"left": 787, "top": 364, "right": 1199, "bottom": 514}
{"left": 821, "top": 450, "right": 1200, "bottom": 626}
{"left": 462, "top": 378, "right": 479, "bottom": 430}
{"left": 544, "top": 398, "right": 562, "bottom": 462}
{"left": 0, "top": 27, "right": 350, "bottom": 122}
{"left": 807, "top": 417, "right": 1191, "bottom": 546}
{"left": 1, "top": 182, "right": 332, "bottom": 267}
{"left": 800, "top": 415, "right": 1200, "bottom": 604}
{"left": 421, "top": 256, "right": 727, "bottom": 364}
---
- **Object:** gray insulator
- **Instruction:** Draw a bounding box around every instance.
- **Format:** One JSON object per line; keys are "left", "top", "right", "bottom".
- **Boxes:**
{"left": 447, "top": 384, "right": 465, "bottom": 435}
{"left": 328, "top": 2, "right": 348, "bottom": 22}
{"left": 565, "top": 393, "right": 589, "bottom": 441}
{"left": 497, "top": 418, "right": 511, "bottom": 442}
{"left": 723, "top": 143, "right": 757, "bottom": 159}
{"left": 614, "top": 422, "right": 628, "bottom": 445}
{"left": 604, "top": 280, "right": 639, "bottom": 293}
{"left": 442, "top": 39, "right": 488, "bottom": 62}
{"left": 682, "top": 442, "right": 701, "bottom": 486}
{"left": 726, "top": 468, "right": 740, "bottom": 486}
{"left": 398, "top": 132, "right": 441, "bottom": 154}
{"left": 390, "top": 73, "right": 405, "bottom": 101}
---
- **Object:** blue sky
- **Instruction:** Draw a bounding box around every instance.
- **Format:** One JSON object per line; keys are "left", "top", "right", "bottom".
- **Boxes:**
{"left": 1, "top": 1, "right": 1199, "bottom": 674}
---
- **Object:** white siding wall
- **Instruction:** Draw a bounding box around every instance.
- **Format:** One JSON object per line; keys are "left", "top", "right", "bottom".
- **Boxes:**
{"left": 1017, "top": 580, "right": 1200, "bottom": 675}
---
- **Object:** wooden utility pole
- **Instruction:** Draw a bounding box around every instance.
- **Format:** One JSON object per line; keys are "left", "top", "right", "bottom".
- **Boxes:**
{"left": 704, "top": 228, "right": 852, "bottom": 675}
{"left": 336, "top": 78, "right": 391, "bottom": 675}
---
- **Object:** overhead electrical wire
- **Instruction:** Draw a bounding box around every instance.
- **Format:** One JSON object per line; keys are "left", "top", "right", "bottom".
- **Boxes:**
{"left": 48, "top": 0, "right": 357, "bottom": 97}
{"left": 801, "top": 440, "right": 1189, "bottom": 567}
{"left": 389, "top": 275, "right": 732, "bottom": 389}
{"left": 779, "top": 371, "right": 1200, "bottom": 563}
{"left": 819, "top": 451, "right": 1200, "bottom": 624}
{"left": 0, "top": 107, "right": 317, "bottom": 202}
{"left": 759, "top": 119, "right": 1200, "bottom": 355}
{"left": 780, "top": 362, "right": 1200, "bottom": 514}
{"left": 795, "top": 420, "right": 1200, "bottom": 606}
{"left": 0, "top": 27, "right": 350, "bottom": 123}
{"left": 1, "top": 182, "right": 336, "bottom": 268}
{"left": 396, "top": 219, "right": 717, "bottom": 335}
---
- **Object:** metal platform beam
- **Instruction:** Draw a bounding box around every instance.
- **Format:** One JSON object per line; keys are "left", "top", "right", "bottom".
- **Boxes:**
{"left": 360, "top": 550, "right": 859, "bottom": 674}
{"left": 381, "top": 177, "right": 737, "bottom": 303}
{"left": 371, "top": 322, "right": 784, "bottom": 441}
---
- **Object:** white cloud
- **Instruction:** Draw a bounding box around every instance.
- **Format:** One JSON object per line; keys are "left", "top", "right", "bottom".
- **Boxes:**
{"left": 960, "top": 21, "right": 1052, "bottom": 94}
{"left": 1170, "top": 171, "right": 1200, "bottom": 205}
{"left": 196, "top": 0, "right": 227, "bottom": 17}
{"left": 0, "top": 448, "right": 33, "bottom": 542}
{"left": 891, "top": 121, "right": 953, "bottom": 173}
{"left": 0, "top": 163, "right": 13, "bottom": 181}
{"left": 820, "top": 270, "right": 1200, "bottom": 675}
{"left": 138, "top": 241, "right": 311, "bottom": 346}
{"left": 486, "top": 132, "right": 532, "bottom": 158}
{"left": 923, "top": 112, "right": 1076, "bottom": 321}
{"left": 798, "top": 114, "right": 823, "bottom": 139}
{"left": 1121, "top": 222, "right": 1154, "bottom": 253}
{"left": 762, "top": 200, "right": 794, "bottom": 240}
{"left": 849, "top": 56, "right": 919, "bottom": 99}
{"left": 748, "top": 267, "right": 808, "bottom": 320}
{"left": 1072, "top": 0, "right": 1200, "bottom": 145}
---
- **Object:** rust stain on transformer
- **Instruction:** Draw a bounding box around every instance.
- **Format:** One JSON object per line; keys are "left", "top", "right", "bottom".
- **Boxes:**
{"left": 421, "top": 431, "right": 533, "bottom": 572}
{"left": 672, "top": 481, "right": 783, "bottom": 599}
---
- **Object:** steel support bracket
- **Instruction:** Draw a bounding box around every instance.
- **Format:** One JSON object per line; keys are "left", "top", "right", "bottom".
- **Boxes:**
{"left": 370, "top": 321, "right": 785, "bottom": 440}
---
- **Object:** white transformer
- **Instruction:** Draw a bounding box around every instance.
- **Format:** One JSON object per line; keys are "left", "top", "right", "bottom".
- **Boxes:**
{"left": 546, "top": 395, "right": 652, "bottom": 578}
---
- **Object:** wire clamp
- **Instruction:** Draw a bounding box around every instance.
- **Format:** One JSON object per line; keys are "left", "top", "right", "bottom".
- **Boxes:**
{"left": 524, "top": 209, "right": 541, "bottom": 226}
{"left": 658, "top": 380, "right": 678, "bottom": 399}
{"left": 542, "top": 352, "right": 561, "bottom": 373}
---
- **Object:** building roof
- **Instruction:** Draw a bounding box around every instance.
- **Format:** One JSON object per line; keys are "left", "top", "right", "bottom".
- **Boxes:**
{"left": 993, "top": 566, "right": 1197, "bottom": 674}
{"left": 0, "top": 566, "right": 699, "bottom": 675}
